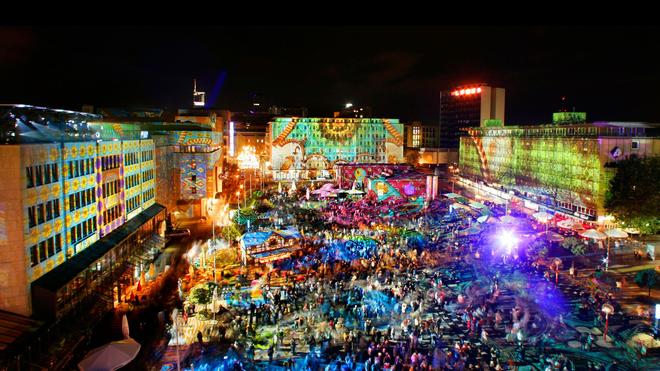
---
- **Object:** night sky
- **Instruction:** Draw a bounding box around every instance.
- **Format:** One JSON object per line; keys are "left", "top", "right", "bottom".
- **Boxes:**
{"left": 2, "top": 26, "right": 660, "bottom": 124}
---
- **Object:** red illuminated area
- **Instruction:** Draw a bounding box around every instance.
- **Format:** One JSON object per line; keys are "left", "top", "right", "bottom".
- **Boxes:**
{"left": 451, "top": 87, "right": 482, "bottom": 96}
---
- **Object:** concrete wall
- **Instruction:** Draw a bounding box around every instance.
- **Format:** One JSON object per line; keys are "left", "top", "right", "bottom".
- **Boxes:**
{"left": 0, "top": 146, "right": 29, "bottom": 316}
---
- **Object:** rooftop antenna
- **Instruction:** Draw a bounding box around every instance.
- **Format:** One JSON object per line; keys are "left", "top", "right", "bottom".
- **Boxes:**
{"left": 193, "top": 78, "right": 205, "bottom": 107}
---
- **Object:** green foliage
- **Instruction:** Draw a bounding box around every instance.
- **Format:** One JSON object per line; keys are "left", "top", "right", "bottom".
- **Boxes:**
{"left": 562, "top": 237, "right": 587, "bottom": 256}
{"left": 634, "top": 269, "right": 658, "bottom": 296}
{"left": 528, "top": 239, "right": 548, "bottom": 259}
{"left": 190, "top": 286, "right": 211, "bottom": 305}
{"left": 605, "top": 156, "right": 660, "bottom": 235}
{"left": 222, "top": 223, "right": 244, "bottom": 241}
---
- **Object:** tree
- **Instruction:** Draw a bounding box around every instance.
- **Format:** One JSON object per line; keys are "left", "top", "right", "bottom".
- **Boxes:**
{"left": 634, "top": 269, "right": 658, "bottom": 296}
{"left": 562, "top": 237, "right": 586, "bottom": 256}
{"left": 605, "top": 156, "right": 660, "bottom": 235}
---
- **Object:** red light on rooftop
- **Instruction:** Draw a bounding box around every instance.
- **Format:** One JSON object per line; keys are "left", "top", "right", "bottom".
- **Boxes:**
{"left": 477, "top": 87, "right": 482, "bottom": 93}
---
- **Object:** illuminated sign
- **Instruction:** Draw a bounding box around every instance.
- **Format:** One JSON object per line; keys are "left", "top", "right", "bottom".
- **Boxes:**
{"left": 451, "top": 86, "right": 482, "bottom": 96}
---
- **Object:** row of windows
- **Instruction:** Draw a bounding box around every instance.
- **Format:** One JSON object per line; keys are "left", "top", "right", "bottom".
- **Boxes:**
{"left": 69, "top": 188, "right": 96, "bottom": 212}
{"left": 102, "top": 180, "right": 120, "bottom": 198}
{"left": 141, "top": 169, "right": 154, "bottom": 183}
{"left": 103, "top": 205, "right": 122, "bottom": 225}
{"left": 70, "top": 217, "right": 97, "bottom": 245}
{"left": 124, "top": 152, "right": 140, "bottom": 166}
{"left": 126, "top": 173, "right": 140, "bottom": 189}
{"left": 141, "top": 150, "right": 153, "bottom": 162}
{"left": 126, "top": 195, "right": 142, "bottom": 213}
{"left": 101, "top": 155, "right": 121, "bottom": 171}
{"left": 26, "top": 163, "right": 59, "bottom": 188}
{"left": 143, "top": 188, "right": 155, "bottom": 202}
{"left": 28, "top": 199, "right": 61, "bottom": 228}
{"left": 30, "top": 234, "right": 62, "bottom": 267}
{"left": 67, "top": 158, "right": 94, "bottom": 179}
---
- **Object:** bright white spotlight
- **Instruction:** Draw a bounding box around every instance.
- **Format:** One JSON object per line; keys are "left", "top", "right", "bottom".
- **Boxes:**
{"left": 498, "top": 230, "right": 518, "bottom": 255}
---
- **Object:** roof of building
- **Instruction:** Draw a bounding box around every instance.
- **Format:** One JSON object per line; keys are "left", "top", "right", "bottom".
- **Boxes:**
{"left": 32, "top": 203, "right": 166, "bottom": 293}
{"left": 0, "top": 310, "right": 44, "bottom": 358}
{"left": 241, "top": 227, "right": 302, "bottom": 248}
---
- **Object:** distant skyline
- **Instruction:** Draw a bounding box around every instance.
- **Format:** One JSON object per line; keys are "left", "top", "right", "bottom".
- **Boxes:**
{"left": 2, "top": 26, "right": 660, "bottom": 124}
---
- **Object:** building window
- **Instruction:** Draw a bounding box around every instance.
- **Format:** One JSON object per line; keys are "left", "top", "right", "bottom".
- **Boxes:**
{"left": 412, "top": 127, "right": 421, "bottom": 147}
{"left": 632, "top": 140, "right": 639, "bottom": 150}
{"left": 30, "top": 245, "right": 38, "bottom": 267}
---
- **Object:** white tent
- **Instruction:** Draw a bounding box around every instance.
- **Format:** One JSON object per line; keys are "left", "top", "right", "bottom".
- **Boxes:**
{"left": 79, "top": 314, "right": 140, "bottom": 371}
{"left": 532, "top": 211, "right": 553, "bottom": 222}
{"left": 580, "top": 229, "right": 607, "bottom": 240}
{"left": 78, "top": 338, "right": 141, "bottom": 371}
{"left": 605, "top": 228, "right": 628, "bottom": 239}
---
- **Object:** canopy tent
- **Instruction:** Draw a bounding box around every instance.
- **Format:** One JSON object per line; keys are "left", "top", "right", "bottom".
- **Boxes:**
{"left": 532, "top": 211, "right": 553, "bottom": 222}
{"left": 557, "top": 219, "right": 585, "bottom": 231}
{"left": 469, "top": 202, "right": 487, "bottom": 210}
{"left": 546, "top": 231, "right": 565, "bottom": 242}
{"left": 605, "top": 228, "right": 629, "bottom": 239}
{"left": 580, "top": 229, "right": 608, "bottom": 240}
{"left": 623, "top": 227, "right": 640, "bottom": 235}
{"left": 78, "top": 338, "right": 141, "bottom": 371}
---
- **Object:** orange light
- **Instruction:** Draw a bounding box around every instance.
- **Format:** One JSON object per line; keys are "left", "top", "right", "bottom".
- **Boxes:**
{"left": 460, "top": 89, "right": 465, "bottom": 95}
{"left": 471, "top": 88, "right": 477, "bottom": 94}
{"left": 477, "top": 87, "right": 482, "bottom": 93}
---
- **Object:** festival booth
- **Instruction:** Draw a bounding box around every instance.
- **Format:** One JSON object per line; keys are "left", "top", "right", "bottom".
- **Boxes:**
{"left": 239, "top": 227, "right": 302, "bottom": 265}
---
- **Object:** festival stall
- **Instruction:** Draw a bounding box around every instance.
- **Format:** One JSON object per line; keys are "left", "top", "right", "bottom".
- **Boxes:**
{"left": 239, "top": 227, "right": 303, "bottom": 265}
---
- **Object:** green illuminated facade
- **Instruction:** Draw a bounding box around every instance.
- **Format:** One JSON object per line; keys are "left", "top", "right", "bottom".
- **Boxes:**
{"left": 459, "top": 122, "right": 659, "bottom": 220}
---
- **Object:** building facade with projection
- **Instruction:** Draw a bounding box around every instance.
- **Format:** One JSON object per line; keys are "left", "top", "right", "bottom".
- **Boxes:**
{"left": 459, "top": 119, "right": 659, "bottom": 221}
{"left": 268, "top": 117, "right": 405, "bottom": 180}
{"left": 0, "top": 105, "right": 166, "bottom": 320}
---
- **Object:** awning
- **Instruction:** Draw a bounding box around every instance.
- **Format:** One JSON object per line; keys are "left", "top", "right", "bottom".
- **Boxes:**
{"left": 469, "top": 202, "right": 487, "bottom": 209}
{"left": 32, "top": 204, "right": 166, "bottom": 293}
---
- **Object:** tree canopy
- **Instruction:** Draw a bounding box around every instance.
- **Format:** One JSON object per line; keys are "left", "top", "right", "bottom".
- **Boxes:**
{"left": 604, "top": 156, "right": 660, "bottom": 234}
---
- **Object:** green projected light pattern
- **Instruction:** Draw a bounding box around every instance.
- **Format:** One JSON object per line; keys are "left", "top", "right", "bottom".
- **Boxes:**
{"left": 460, "top": 133, "right": 608, "bottom": 211}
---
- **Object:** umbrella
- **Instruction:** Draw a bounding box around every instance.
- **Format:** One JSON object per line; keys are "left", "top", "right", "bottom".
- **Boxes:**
{"left": 623, "top": 228, "right": 640, "bottom": 234}
{"left": 476, "top": 215, "right": 489, "bottom": 223}
{"left": 78, "top": 338, "right": 141, "bottom": 371}
{"left": 605, "top": 228, "right": 628, "bottom": 239}
{"left": 533, "top": 211, "right": 553, "bottom": 222}
{"left": 580, "top": 229, "right": 607, "bottom": 240}
{"left": 546, "top": 232, "right": 565, "bottom": 242}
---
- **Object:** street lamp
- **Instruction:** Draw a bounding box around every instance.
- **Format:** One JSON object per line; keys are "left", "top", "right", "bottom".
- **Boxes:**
{"left": 601, "top": 303, "right": 614, "bottom": 342}
{"left": 554, "top": 258, "right": 562, "bottom": 284}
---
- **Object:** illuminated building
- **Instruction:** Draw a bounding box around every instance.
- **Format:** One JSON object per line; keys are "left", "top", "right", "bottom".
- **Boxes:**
{"left": 441, "top": 84, "right": 505, "bottom": 148}
{"left": 459, "top": 118, "right": 660, "bottom": 221}
{"left": 96, "top": 107, "right": 224, "bottom": 219}
{"left": 405, "top": 121, "right": 438, "bottom": 148}
{"left": 0, "top": 105, "right": 165, "bottom": 320}
{"left": 268, "top": 117, "right": 405, "bottom": 180}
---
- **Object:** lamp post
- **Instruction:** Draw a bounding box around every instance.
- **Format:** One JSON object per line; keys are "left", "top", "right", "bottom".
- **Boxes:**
{"left": 601, "top": 303, "right": 614, "bottom": 342}
{"left": 171, "top": 308, "right": 181, "bottom": 371}
{"left": 554, "top": 258, "right": 562, "bottom": 284}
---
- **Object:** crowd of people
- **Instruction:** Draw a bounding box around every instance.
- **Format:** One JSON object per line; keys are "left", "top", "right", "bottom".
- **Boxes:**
{"left": 171, "top": 187, "right": 644, "bottom": 371}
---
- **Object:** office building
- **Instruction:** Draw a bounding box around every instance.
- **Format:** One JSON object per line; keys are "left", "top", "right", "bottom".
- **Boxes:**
{"left": 459, "top": 117, "right": 660, "bottom": 221}
{"left": 0, "top": 105, "right": 165, "bottom": 320}
{"left": 440, "top": 84, "right": 505, "bottom": 148}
